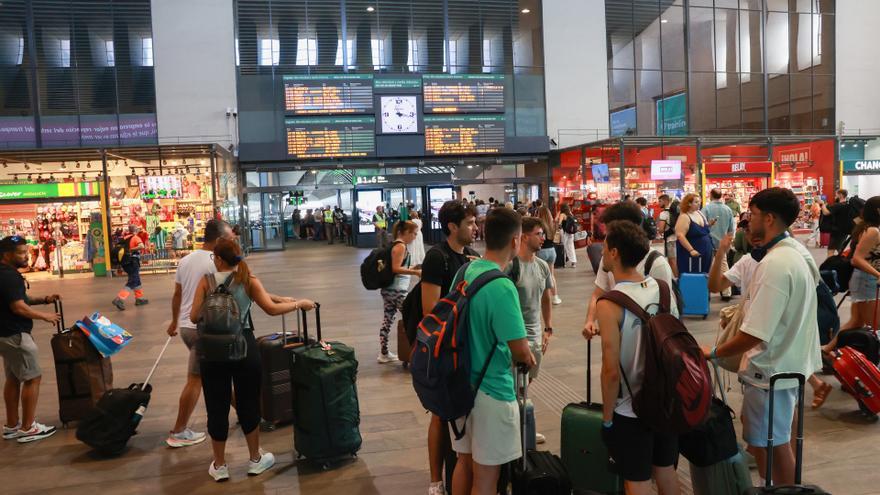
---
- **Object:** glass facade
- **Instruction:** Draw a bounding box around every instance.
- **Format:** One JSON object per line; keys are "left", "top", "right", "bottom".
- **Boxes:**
{"left": 606, "top": 0, "right": 834, "bottom": 136}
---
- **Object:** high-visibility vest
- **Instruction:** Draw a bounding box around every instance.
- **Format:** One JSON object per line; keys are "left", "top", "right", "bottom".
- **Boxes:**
{"left": 323, "top": 210, "right": 334, "bottom": 223}
{"left": 374, "top": 214, "right": 386, "bottom": 229}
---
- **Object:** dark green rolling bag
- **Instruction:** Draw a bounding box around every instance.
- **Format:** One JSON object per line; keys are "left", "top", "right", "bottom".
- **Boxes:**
{"left": 560, "top": 339, "right": 624, "bottom": 494}
{"left": 290, "top": 304, "right": 362, "bottom": 466}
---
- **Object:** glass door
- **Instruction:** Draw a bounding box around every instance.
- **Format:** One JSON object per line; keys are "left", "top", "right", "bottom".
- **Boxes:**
{"left": 262, "top": 192, "right": 284, "bottom": 250}
{"left": 246, "top": 193, "right": 264, "bottom": 250}
{"left": 427, "top": 186, "right": 454, "bottom": 244}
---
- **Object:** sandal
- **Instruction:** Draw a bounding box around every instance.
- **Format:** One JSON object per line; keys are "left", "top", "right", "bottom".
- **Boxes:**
{"left": 812, "top": 382, "right": 833, "bottom": 409}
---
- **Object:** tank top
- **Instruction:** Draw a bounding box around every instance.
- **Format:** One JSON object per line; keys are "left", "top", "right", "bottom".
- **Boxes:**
{"left": 214, "top": 272, "right": 254, "bottom": 331}
{"left": 388, "top": 242, "right": 412, "bottom": 291}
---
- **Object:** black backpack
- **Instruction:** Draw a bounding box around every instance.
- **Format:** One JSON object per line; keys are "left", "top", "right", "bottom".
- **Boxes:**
{"left": 818, "top": 236, "right": 854, "bottom": 292}
{"left": 562, "top": 216, "right": 578, "bottom": 234}
{"left": 111, "top": 235, "right": 133, "bottom": 265}
{"left": 664, "top": 201, "right": 680, "bottom": 238}
{"left": 360, "top": 240, "right": 404, "bottom": 290}
{"left": 642, "top": 213, "right": 658, "bottom": 239}
{"left": 816, "top": 280, "right": 840, "bottom": 346}
{"left": 197, "top": 274, "right": 249, "bottom": 362}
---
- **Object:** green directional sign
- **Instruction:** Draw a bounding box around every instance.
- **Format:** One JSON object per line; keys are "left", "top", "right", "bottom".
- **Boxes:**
{"left": 656, "top": 92, "right": 688, "bottom": 136}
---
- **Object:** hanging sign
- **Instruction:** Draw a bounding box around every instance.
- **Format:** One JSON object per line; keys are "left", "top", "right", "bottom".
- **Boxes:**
{"left": 705, "top": 161, "right": 773, "bottom": 176}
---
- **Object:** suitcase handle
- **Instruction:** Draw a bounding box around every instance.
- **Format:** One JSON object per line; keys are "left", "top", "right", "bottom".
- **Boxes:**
{"left": 586, "top": 337, "right": 592, "bottom": 404}
{"left": 142, "top": 335, "right": 173, "bottom": 391}
{"left": 517, "top": 366, "right": 529, "bottom": 472}
{"left": 299, "top": 302, "right": 321, "bottom": 343}
{"left": 765, "top": 373, "right": 806, "bottom": 487}
{"left": 53, "top": 300, "right": 65, "bottom": 335}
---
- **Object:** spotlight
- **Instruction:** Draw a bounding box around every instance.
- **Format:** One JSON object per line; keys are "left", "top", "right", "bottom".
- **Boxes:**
{"left": 60, "top": 162, "right": 67, "bottom": 170}
{"left": 1, "top": 161, "right": 5, "bottom": 168}
{"left": 82, "top": 173, "right": 86, "bottom": 180}
{"left": 366, "top": 5, "right": 374, "bottom": 12}
{"left": 24, "top": 164, "right": 29, "bottom": 170}
{"left": 27, "top": 174, "right": 32, "bottom": 180}
{"left": 87, "top": 162, "right": 92, "bottom": 169}
{"left": 521, "top": 8, "right": 530, "bottom": 13}
{"left": 76, "top": 161, "right": 81, "bottom": 169}
{"left": 182, "top": 158, "right": 187, "bottom": 165}
{"left": 163, "top": 159, "right": 167, "bottom": 165}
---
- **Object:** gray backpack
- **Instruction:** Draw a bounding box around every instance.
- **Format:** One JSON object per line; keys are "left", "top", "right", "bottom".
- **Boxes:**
{"left": 197, "top": 274, "right": 249, "bottom": 362}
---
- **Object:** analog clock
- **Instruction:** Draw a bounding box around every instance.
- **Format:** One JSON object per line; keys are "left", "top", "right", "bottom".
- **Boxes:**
{"left": 380, "top": 96, "right": 419, "bottom": 134}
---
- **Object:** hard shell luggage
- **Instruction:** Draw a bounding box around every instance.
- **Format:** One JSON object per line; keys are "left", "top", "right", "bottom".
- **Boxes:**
{"left": 290, "top": 304, "right": 362, "bottom": 467}
{"left": 832, "top": 292, "right": 880, "bottom": 415}
{"left": 397, "top": 320, "right": 412, "bottom": 367}
{"left": 76, "top": 336, "right": 172, "bottom": 456}
{"left": 257, "top": 313, "right": 306, "bottom": 430}
{"left": 743, "top": 373, "right": 829, "bottom": 495}
{"left": 554, "top": 244, "right": 565, "bottom": 268}
{"left": 679, "top": 257, "right": 710, "bottom": 319}
{"left": 50, "top": 301, "right": 113, "bottom": 425}
{"left": 560, "top": 339, "right": 624, "bottom": 494}
{"left": 587, "top": 242, "right": 603, "bottom": 275}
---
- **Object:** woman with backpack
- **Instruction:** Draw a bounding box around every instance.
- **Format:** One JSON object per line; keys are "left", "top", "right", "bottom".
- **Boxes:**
{"left": 537, "top": 206, "right": 562, "bottom": 304}
{"left": 674, "top": 193, "right": 714, "bottom": 273}
{"left": 556, "top": 203, "right": 578, "bottom": 268}
{"left": 840, "top": 196, "right": 880, "bottom": 334}
{"left": 190, "top": 238, "right": 315, "bottom": 482}
{"left": 377, "top": 220, "right": 422, "bottom": 364}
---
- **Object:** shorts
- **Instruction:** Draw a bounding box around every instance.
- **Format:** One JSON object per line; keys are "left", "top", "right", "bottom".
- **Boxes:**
{"left": 829, "top": 233, "right": 848, "bottom": 252}
{"left": 536, "top": 247, "right": 557, "bottom": 267}
{"left": 602, "top": 413, "right": 679, "bottom": 482}
{"left": 849, "top": 269, "right": 879, "bottom": 303}
{"left": 179, "top": 326, "right": 201, "bottom": 376}
{"left": 741, "top": 383, "right": 797, "bottom": 448}
{"left": 449, "top": 390, "right": 521, "bottom": 466}
{"left": 0, "top": 333, "right": 42, "bottom": 381}
{"left": 664, "top": 238, "right": 677, "bottom": 259}
{"left": 528, "top": 340, "right": 543, "bottom": 380}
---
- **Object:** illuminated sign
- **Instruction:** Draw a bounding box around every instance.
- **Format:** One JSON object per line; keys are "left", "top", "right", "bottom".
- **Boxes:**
{"left": 650, "top": 160, "right": 682, "bottom": 181}
{"left": 705, "top": 161, "right": 773, "bottom": 175}
{"left": 423, "top": 74, "right": 505, "bottom": 114}
{"left": 843, "top": 160, "right": 880, "bottom": 174}
{"left": 424, "top": 115, "right": 505, "bottom": 156}
{"left": 285, "top": 117, "right": 376, "bottom": 159}
{"left": 283, "top": 74, "right": 374, "bottom": 115}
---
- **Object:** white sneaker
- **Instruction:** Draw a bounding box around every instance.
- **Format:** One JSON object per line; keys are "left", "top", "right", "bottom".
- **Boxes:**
{"left": 535, "top": 432, "right": 546, "bottom": 444}
{"left": 16, "top": 421, "right": 56, "bottom": 443}
{"left": 208, "top": 462, "right": 230, "bottom": 482}
{"left": 377, "top": 352, "right": 399, "bottom": 364}
{"left": 428, "top": 481, "right": 445, "bottom": 495}
{"left": 552, "top": 296, "right": 562, "bottom": 305}
{"left": 166, "top": 428, "right": 207, "bottom": 448}
{"left": 3, "top": 422, "right": 21, "bottom": 440}
{"left": 248, "top": 450, "right": 276, "bottom": 476}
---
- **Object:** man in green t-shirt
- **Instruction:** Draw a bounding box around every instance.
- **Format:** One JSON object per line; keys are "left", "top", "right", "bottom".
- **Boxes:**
{"left": 449, "top": 208, "right": 535, "bottom": 495}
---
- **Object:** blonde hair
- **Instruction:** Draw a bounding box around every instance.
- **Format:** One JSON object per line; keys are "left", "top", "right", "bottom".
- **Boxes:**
{"left": 537, "top": 206, "right": 556, "bottom": 240}
{"left": 680, "top": 193, "right": 698, "bottom": 213}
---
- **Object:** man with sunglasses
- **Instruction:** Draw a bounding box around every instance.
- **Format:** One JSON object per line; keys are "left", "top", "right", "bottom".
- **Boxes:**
{"left": 0, "top": 235, "right": 61, "bottom": 443}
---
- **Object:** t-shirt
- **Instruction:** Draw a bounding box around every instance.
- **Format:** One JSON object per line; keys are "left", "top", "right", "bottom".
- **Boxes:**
{"left": 702, "top": 201, "right": 736, "bottom": 247}
{"left": 421, "top": 241, "right": 479, "bottom": 296}
{"left": 0, "top": 264, "right": 31, "bottom": 337}
{"left": 611, "top": 277, "right": 680, "bottom": 418}
{"left": 505, "top": 257, "right": 553, "bottom": 343}
{"left": 476, "top": 204, "right": 489, "bottom": 217}
{"left": 724, "top": 254, "right": 759, "bottom": 292}
{"left": 460, "top": 259, "right": 527, "bottom": 402}
{"left": 595, "top": 247, "right": 674, "bottom": 292}
{"left": 829, "top": 202, "right": 855, "bottom": 235}
{"left": 175, "top": 249, "right": 217, "bottom": 328}
{"left": 738, "top": 237, "right": 822, "bottom": 390}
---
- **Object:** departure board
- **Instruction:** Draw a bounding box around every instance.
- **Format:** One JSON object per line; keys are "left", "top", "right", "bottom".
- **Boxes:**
{"left": 424, "top": 115, "right": 505, "bottom": 156}
{"left": 423, "top": 75, "right": 505, "bottom": 113}
{"left": 283, "top": 74, "right": 374, "bottom": 115}
{"left": 285, "top": 117, "right": 376, "bottom": 159}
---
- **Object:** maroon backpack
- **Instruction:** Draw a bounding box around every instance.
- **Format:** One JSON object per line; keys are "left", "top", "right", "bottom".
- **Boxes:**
{"left": 599, "top": 280, "right": 711, "bottom": 434}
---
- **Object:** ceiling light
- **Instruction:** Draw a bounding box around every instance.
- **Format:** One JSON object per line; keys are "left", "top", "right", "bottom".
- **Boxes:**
{"left": 82, "top": 173, "right": 86, "bottom": 180}
{"left": 24, "top": 164, "right": 29, "bottom": 170}
{"left": 60, "top": 162, "right": 67, "bottom": 170}
{"left": 87, "top": 162, "right": 92, "bottom": 168}
{"left": 521, "top": 8, "right": 530, "bottom": 14}
{"left": 366, "top": 6, "right": 375, "bottom": 12}
{"left": 661, "top": 18, "right": 668, "bottom": 23}
{"left": 182, "top": 158, "right": 187, "bottom": 165}
{"left": 311, "top": 170, "right": 318, "bottom": 174}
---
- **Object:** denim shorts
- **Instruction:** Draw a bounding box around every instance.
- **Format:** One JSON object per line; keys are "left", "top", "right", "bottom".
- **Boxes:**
{"left": 850, "top": 269, "right": 879, "bottom": 303}
{"left": 741, "top": 383, "right": 798, "bottom": 448}
{"left": 537, "top": 247, "right": 556, "bottom": 266}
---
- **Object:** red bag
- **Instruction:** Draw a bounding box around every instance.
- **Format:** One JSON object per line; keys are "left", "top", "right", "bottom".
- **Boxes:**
{"left": 832, "top": 346, "right": 880, "bottom": 414}
{"left": 819, "top": 232, "right": 830, "bottom": 247}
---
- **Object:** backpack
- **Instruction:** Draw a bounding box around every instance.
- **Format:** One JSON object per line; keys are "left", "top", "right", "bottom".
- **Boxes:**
{"left": 599, "top": 281, "right": 712, "bottom": 434}
{"left": 197, "top": 274, "right": 249, "bottom": 362}
{"left": 664, "top": 201, "right": 680, "bottom": 238}
{"left": 111, "top": 235, "right": 133, "bottom": 264}
{"left": 816, "top": 280, "right": 840, "bottom": 346}
{"left": 818, "top": 236, "right": 854, "bottom": 292}
{"left": 642, "top": 212, "right": 658, "bottom": 239}
{"left": 410, "top": 266, "right": 508, "bottom": 440}
{"left": 562, "top": 215, "right": 578, "bottom": 234}
{"left": 360, "top": 240, "right": 404, "bottom": 290}
{"left": 644, "top": 250, "right": 684, "bottom": 315}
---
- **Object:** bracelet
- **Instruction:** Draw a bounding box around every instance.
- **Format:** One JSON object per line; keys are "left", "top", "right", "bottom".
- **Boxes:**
{"left": 544, "top": 327, "right": 553, "bottom": 335}
{"left": 44, "top": 296, "right": 50, "bottom": 304}
{"left": 710, "top": 346, "right": 718, "bottom": 360}
{"left": 602, "top": 420, "right": 613, "bottom": 428}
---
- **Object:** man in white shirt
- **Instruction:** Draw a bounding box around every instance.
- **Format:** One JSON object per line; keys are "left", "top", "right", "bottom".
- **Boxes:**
{"left": 703, "top": 188, "right": 821, "bottom": 486}
{"left": 583, "top": 202, "right": 674, "bottom": 338}
{"left": 165, "top": 219, "right": 234, "bottom": 447}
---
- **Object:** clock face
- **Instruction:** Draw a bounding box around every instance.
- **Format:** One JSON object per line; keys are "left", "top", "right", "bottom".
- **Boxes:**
{"left": 381, "top": 96, "right": 419, "bottom": 134}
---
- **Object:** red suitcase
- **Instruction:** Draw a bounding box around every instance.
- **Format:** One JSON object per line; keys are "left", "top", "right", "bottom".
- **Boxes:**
{"left": 832, "top": 345, "right": 880, "bottom": 415}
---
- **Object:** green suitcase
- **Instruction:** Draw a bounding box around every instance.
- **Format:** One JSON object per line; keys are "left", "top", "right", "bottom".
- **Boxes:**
{"left": 290, "top": 304, "right": 362, "bottom": 467}
{"left": 560, "top": 339, "right": 624, "bottom": 495}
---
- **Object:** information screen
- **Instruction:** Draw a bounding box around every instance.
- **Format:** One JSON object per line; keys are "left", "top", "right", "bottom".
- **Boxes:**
{"left": 423, "top": 75, "right": 505, "bottom": 113}
{"left": 424, "top": 115, "right": 505, "bottom": 156}
{"left": 283, "top": 74, "right": 374, "bottom": 115}
{"left": 285, "top": 117, "right": 376, "bottom": 159}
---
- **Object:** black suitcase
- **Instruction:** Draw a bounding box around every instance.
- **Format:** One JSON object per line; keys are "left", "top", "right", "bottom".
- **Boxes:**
{"left": 257, "top": 313, "right": 308, "bottom": 430}
{"left": 744, "top": 373, "right": 829, "bottom": 495}
{"left": 553, "top": 243, "right": 565, "bottom": 268}
{"left": 76, "top": 336, "right": 171, "bottom": 456}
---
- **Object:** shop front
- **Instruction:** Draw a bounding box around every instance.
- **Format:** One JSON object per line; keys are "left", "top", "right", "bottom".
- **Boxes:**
{"left": 840, "top": 137, "right": 880, "bottom": 199}
{"left": 703, "top": 161, "right": 773, "bottom": 212}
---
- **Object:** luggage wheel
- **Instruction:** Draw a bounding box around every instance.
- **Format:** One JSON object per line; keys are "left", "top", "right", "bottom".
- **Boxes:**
{"left": 702, "top": 315, "right": 708, "bottom": 320}
{"left": 321, "top": 462, "right": 331, "bottom": 471}
{"left": 401, "top": 362, "right": 408, "bottom": 369}
{"left": 259, "top": 420, "right": 277, "bottom": 432}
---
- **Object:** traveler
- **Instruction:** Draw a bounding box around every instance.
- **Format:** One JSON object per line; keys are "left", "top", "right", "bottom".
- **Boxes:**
{"left": 583, "top": 202, "right": 674, "bottom": 338}
{"left": 536, "top": 206, "right": 562, "bottom": 305}
{"left": 725, "top": 192, "right": 742, "bottom": 217}
{"left": 377, "top": 221, "right": 422, "bottom": 364}
{"left": 0, "top": 235, "right": 61, "bottom": 443}
{"left": 333, "top": 207, "right": 346, "bottom": 244}
{"left": 449, "top": 208, "right": 536, "bottom": 495}
{"left": 819, "top": 189, "right": 857, "bottom": 256}
{"left": 313, "top": 208, "right": 325, "bottom": 241}
{"left": 409, "top": 211, "right": 426, "bottom": 267}
{"left": 590, "top": 220, "right": 681, "bottom": 495}
{"left": 656, "top": 194, "right": 679, "bottom": 277}
{"left": 304, "top": 209, "right": 315, "bottom": 239}
{"left": 840, "top": 196, "right": 880, "bottom": 332}
{"left": 475, "top": 200, "right": 489, "bottom": 241}
{"left": 675, "top": 193, "right": 713, "bottom": 274}
{"left": 556, "top": 203, "right": 577, "bottom": 268}
{"left": 112, "top": 224, "right": 149, "bottom": 310}
{"left": 702, "top": 189, "right": 736, "bottom": 301}
{"left": 292, "top": 209, "right": 301, "bottom": 240}
{"left": 421, "top": 200, "right": 479, "bottom": 495}
{"left": 807, "top": 201, "right": 821, "bottom": 247}
{"left": 732, "top": 218, "right": 752, "bottom": 265}
{"left": 189, "top": 238, "right": 315, "bottom": 482}
{"left": 505, "top": 216, "right": 554, "bottom": 444}
{"left": 703, "top": 187, "right": 822, "bottom": 486}
{"left": 373, "top": 205, "right": 389, "bottom": 248}
{"left": 165, "top": 220, "right": 235, "bottom": 448}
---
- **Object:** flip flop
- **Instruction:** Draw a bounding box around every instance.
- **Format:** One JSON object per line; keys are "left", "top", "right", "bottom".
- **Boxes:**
{"left": 812, "top": 382, "right": 833, "bottom": 409}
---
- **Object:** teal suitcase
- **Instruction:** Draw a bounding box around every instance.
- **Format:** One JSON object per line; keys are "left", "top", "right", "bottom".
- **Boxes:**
{"left": 689, "top": 451, "right": 752, "bottom": 495}
{"left": 560, "top": 339, "right": 624, "bottom": 494}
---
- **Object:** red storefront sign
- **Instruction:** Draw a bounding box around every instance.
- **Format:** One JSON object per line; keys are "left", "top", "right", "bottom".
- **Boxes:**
{"left": 705, "top": 161, "right": 773, "bottom": 176}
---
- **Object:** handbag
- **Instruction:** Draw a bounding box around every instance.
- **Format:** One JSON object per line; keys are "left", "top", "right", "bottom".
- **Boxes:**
{"left": 716, "top": 304, "right": 745, "bottom": 373}
{"left": 678, "top": 362, "right": 739, "bottom": 467}
{"left": 552, "top": 229, "right": 562, "bottom": 244}
{"left": 75, "top": 312, "right": 134, "bottom": 358}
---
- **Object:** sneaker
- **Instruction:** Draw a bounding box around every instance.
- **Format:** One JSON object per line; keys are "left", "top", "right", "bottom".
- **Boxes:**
{"left": 208, "top": 462, "right": 230, "bottom": 482}
{"left": 3, "top": 422, "right": 21, "bottom": 440}
{"left": 552, "top": 296, "right": 562, "bottom": 305}
{"left": 535, "top": 432, "right": 546, "bottom": 444}
{"left": 247, "top": 450, "right": 276, "bottom": 476}
{"left": 377, "top": 352, "right": 399, "bottom": 364}
{"left": 166, "top": 428, "right": 207, "bottom": 448}
{"left": 16, "top": 422, "right": 56, "bottom": 443}
{"left": 135, "top": 298, "right": 150, "bottom": 306}
{"left": 112, "top": 297, "right": 125, "bottom": 311}
{"left": 428, "top": 481, "right": 445, "bottom": 495}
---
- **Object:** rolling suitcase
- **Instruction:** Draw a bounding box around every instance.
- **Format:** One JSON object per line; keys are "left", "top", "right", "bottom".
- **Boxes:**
{"left": 50, "top": 301, "right": 113, "bottom": 425}
{"left": 257, "top": 313, "right": 306, "bottom": 430}
{"left": 76, "top": 336, "right": 172, "bottom": 456}
{"left": 560, "top": 339, "right": 624, "bottom": 494}
{"left": 397, "top": 320, "right": 412, "bottom": 367}
{"left": 832, "top": 288, "right": 880, "bottom": 415}
{"left": 587, "top": 242, "right": 603, "bottom": 275}
{"left": 679, "top": 257, "right": 710, "bottom": 319}
{"left": 290, "top": 303, "right": 362, "bottom": 467}
{"left": 744, "top": 373, "right": 829, "bottom": 495}
{"left": 554, "top": 244, "right": 565, "bottom": 268}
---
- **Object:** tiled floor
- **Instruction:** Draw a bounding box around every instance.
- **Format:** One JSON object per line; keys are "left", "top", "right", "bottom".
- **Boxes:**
{"left": 2, "top": 240, "right": 878, "bottom": 494}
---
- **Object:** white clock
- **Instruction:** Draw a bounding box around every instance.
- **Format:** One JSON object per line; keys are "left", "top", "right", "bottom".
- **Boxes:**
{"left": 380, "top": 96, "right": 419, "bottom": 134}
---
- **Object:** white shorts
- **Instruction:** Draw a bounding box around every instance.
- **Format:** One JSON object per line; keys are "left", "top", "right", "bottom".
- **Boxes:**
{"left": 741, "top": 383, "right": 798, "bottom": 448}
{"left": 449, "top": 390, "right": 521, "bottom": 466}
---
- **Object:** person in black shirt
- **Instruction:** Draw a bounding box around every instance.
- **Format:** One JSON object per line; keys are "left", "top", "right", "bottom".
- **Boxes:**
{"left": 819, "top": 189, "right": 858, "bottom": 256}
{"left": 421, "top": 200, "right": 479, "bottom": 495}
{"left": 0, "top": 236, "right": 61, "bottom": 444}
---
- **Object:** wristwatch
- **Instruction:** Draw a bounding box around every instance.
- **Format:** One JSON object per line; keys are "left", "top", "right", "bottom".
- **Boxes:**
{"left": 544, "top": 327, "right": 553, "bottom": 335}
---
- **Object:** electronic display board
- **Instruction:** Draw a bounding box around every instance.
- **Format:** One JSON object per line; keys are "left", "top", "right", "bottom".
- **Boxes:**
{"left": 423, "top": 74, "right": 505, "bottom": 113}
{"left": 424, "top": 115, "right": 505, "bottom": 156}
{"left": 285, "top": 117, "right": 376, "bottom": 159}
{"left": 283, "top": 74, "right": 374, "bottom": 115}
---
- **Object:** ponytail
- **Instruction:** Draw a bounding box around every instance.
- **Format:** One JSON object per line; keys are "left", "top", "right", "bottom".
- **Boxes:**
{"left": 214, "top": 238, "right": 251, "bottom": 291}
